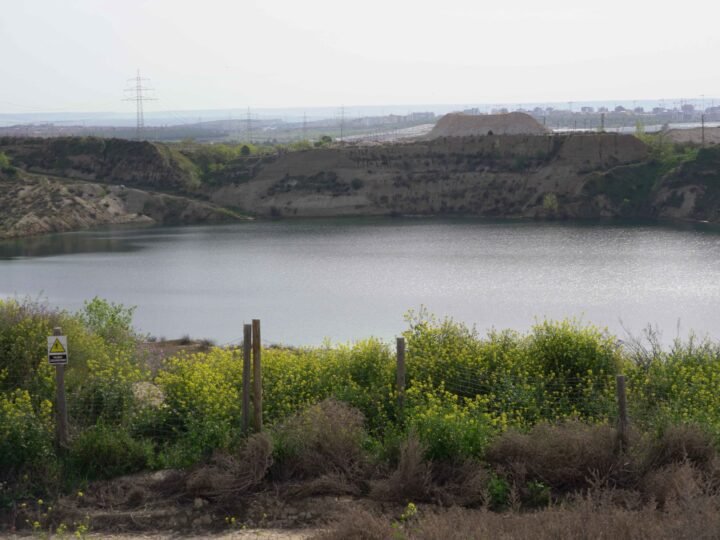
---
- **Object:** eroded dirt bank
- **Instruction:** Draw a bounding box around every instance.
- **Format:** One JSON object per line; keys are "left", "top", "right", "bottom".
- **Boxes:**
{"left": 3, "top": 134, "right": 720, "bottom": 239}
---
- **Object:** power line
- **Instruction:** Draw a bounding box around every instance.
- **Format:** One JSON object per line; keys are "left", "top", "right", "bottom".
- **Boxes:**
{"left": 339, "top": 105, "right": 345, "bottom": 141}
{"left": 246, "top": 107, "right": 253, "bottom": 143}
{"left": 123, "top": 69, "right": 156, "bottom": 140}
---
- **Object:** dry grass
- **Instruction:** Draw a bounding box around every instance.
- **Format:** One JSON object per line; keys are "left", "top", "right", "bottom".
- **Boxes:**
{"left": 271, "top": 399, "right": 368, "bottom": 482}
{"left": 311, "top": 507, "right": 395, "bottom": 540}
{"left": 185, "top": 432, "right": 273, "bottom": 500}
{"left": 641, "top": 424, "right": 717, "bottom": 473}
{"left": 371, "top": 434, "right": 432, "bottom": 502}
{"left": 316, "top": 492, "right": 720, "bottom": 540}
{"left": 485, "top": 421, "right": 623, "bottom": 491}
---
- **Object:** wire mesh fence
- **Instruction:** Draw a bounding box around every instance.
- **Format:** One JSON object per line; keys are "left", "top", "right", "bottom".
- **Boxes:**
{"left": 4, "top": 334, "right": 720, "bottom": 455}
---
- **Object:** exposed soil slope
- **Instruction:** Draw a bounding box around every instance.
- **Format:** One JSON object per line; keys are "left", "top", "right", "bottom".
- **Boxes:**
{"left": 211, "top": 133, "right": 653, "bottom": 220}
{"left": 3, "top": 133, "right": 720, "bottom": 239}
{"left": 0, "top": 172, "right": 244, "bottom": 239}
{"left": 665, "top": 126, "right": 720, "bottom": 145}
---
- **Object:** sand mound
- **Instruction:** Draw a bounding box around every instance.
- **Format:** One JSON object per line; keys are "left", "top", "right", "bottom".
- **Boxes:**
{"left": 428, "top": 112, "right": 549, "bottom": 138}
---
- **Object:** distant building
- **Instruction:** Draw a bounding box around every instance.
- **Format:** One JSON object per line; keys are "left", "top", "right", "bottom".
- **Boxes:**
{"left": 581, "top": 106, "right": 595, "bottom": 113}
{"left": 407, "top": 112, "right": 435, "bottom": 121}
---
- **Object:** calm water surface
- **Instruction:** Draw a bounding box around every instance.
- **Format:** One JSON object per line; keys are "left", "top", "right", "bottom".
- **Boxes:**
{"left": 1, "top": 218, "right": 719, "bottom": 345}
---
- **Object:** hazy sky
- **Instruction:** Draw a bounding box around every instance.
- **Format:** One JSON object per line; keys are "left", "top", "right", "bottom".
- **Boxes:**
{"left": 1, "top": 0, "right": 718, "bottom": 113}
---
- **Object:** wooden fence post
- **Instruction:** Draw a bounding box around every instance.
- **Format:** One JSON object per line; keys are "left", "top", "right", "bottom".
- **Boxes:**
{"left": 54, "top": 327, "right": 69, "bottom": 449}
{"left": 242, "top": 323, "right": 252, "bottom": 434}
{"left": 252, "top": 319, "right": 262, "bottom": 433}
{"left": 616, "top": 374, "right": 628, "bottom": 452}
{"left": 396, "top": 337, "right": 406, "bottom": 419}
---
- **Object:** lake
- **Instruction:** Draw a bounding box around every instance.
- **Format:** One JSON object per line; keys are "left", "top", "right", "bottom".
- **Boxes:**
{"left": 1, "top": 218, "right": 720, "bottom": 346}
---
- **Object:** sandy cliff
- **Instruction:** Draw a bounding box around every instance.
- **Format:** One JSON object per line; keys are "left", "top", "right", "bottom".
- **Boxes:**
{"left": 211, "top": 133, "right": 651, "bottom": 220}
{"left": 3, "top": 133, "right": 719, "bottom": 239}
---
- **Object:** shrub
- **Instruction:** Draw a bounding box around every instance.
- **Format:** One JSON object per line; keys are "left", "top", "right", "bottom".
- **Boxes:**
{"left": 641, "top": 424, "right": 717, "bottom": 473}
{"left": 271, "top": 399, "right": 368, "bottom": 480}
{"left": 67, "top": 424, "right": 152, "bottom": 481}
{"left": 184, "top": 433, "right": 273, "bottom": 500}
{"left": 405, "top": 381, "right": 496, "bottom": 460}
{"left": 261, "top": 339, "right": 395, "bottom": 433}
{"left": 78, "top": 297, "right": 137, "bottom": 352}
{"left": 527, "top": 319, "right": 621, "bottom": 421}
{"left": 0, "top": 299, "right": 63, "bottom": 398}
{"left": 627, "top": 335, "right": 720, "bottom": 438}
{"left": 0, "top": 389, "right": 54, "bottom": 478}
{"left": 371, "top": 433, "right": 432, "bottom": 502}
{"left": 69, "top": 375, "right": 137, "bottom": 427}
{"left": 485, "top": 421, "right": 620, "bottom": 491}
{"left": 155, "top": 348, "right": 243, "bottom": 465}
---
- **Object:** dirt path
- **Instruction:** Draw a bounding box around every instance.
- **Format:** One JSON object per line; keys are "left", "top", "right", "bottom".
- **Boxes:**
{"left": 2, "top": 530, "right": 321, "bottom": 539}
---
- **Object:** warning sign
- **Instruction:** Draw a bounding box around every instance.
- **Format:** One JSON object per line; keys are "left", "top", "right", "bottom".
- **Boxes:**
{"left": 47, "top": 335, "right": 68, "bottom": 365}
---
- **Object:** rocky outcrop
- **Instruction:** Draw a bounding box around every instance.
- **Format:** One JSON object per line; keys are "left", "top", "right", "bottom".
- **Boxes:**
{"left": 0, "top": 173, "right": 245, "bottom": 239}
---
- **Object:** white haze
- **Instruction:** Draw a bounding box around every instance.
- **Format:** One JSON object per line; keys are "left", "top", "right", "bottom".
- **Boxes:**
{"left": 1, "top": 0, "right": 718, "bottom": 113}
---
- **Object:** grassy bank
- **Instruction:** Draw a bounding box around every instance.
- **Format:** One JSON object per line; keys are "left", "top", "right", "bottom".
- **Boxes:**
{"left": 3, "top": 298, "right": 720, "bottom": 535}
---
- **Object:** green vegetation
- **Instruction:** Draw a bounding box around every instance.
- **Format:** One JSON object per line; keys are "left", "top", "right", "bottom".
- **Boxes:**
{"left": 5, "top": 298, "right": 720, "bottom": 532}
{"left": 636, "top": 132, "right": 699, "bottom": 174}
{"left": 583, "top": 135, "right": 700, "bottom": 214}
{"left": 583, "top": 160, "right": 664, "bottom": 212}
{"left": 0, "top": 151, "right": 16, "bottom": 177}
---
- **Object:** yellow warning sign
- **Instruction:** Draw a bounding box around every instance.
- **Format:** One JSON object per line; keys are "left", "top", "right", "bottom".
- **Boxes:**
{"left": 47, "top": 335, "right": 69, "bottom": 365}
{"left": 50, "top": 338, "right": 66, "bottom": 354}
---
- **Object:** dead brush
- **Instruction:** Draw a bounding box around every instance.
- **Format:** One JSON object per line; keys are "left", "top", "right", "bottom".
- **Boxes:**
{"left": 641, "top": 424, "right": 717, "bottom": 474}
{"left": 316, "top": 496, "right": 720, "bottom": 540}
{"left": 641, "top": 461, "right": 704, "bottom": 509}
{"left": 283, "top": 472, "right": 363, "bottom": 498}
{"left": 370, "top": 433, "right": 433, "bottom": 502}
{"left": 184, "top": 432, "right": 273, "bottom": 500}
{"left": 270, "top": 398, "right": 368, "bottom": 481}
{"left": 371, "top": 434, "right": 491, "bottom": 506}
{"left": 428, "top": 459, "right": 490, "bottom": 507}
{"left": 485, "top": 421, "right": 621, "bottom": 492}
{"left": 311, "top": 506, "right": 395, "bottom": 540}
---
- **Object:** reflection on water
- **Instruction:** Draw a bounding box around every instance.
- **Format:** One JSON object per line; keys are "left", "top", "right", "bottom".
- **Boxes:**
{"left": 0, "top": 228, "right": 146, "bottom": 259}
{"left": 1, "top": 218, "right": 720, "bottom": 345}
